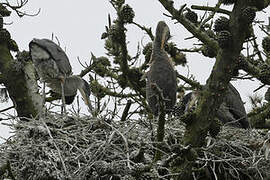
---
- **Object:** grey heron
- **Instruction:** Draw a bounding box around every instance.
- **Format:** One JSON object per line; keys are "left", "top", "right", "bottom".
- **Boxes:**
{"left": 29, "top": 38, "right": 92, "bottom": 113}
{"left": 146, "top": 21, "right": 177, "bottom": 116}
{"left": 177, "top": 83, "right": 249, "bottom": 128}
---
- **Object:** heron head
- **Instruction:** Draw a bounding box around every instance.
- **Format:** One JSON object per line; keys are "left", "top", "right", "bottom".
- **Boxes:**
{"left": 78, "top": 78, "right": 93, "bottom": 111}
{"left": 155, "top": 21, "right": 170, "bottom": 49}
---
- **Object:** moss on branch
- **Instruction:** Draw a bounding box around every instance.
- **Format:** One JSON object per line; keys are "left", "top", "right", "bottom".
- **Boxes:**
{"left": 0, "top": 38, "right": 42, "bottom": 119}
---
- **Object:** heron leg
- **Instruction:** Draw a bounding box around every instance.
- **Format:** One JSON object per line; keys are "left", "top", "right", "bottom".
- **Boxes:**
{"left": 61, "top": 79, "right": 67, "bottom": 115}
{"left": 39, "top": 81, "right": 46, "bottom": 118}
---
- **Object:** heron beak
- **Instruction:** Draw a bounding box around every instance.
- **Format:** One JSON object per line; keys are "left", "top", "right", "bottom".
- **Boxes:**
{"left": 161, "top": 37, "right": 165, "bottom": 49}
{"left": 161, "top": 27, "right": 169, "bottom": 49}
{"left": 78, "top": 87, "right": 93, "bottom": 111}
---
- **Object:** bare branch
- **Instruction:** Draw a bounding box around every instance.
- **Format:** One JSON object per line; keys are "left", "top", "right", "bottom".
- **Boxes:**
{"left": 132, "top": 22, "right": 154, "bottom": 41}
{"left": 158, "top": 1, "right": 219, "bottom": 52}
{"left": 2, "top": 0, "right": 40, "bottom": 17}
{"left": 0, "top": 106, "right": 14, "bottom": 113}
{"left": 191, "top": 5, "right": 231, "bottom": 16}
{"left": 121, "top": 99, "right": 132, "bottom": 122}
{"left": 198, "top": 1, "right": 223, "bottom": 28}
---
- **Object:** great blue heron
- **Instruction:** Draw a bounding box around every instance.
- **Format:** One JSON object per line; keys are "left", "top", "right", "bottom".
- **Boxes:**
{"left": 146, "top": 21, "right": 177, "bottom": 116}
{"left": 29, "top": 38, "right": 92, "bottom": 113}
{"left": 177, "top": 83, "right": 249, "bottom": 128}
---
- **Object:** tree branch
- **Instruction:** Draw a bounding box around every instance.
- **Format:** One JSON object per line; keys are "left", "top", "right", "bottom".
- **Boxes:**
{"left": 176, "top": 72, "right": 203, "bottom": 90}
{"left": 191, "top": 5, "right": 231, "bottom": 16}
{"left": 240, "top": 58, "right": 270, "bottom": 86}
{"left": 120, "top": 99, "right": 132, "bottom": 121}
{"left": 0, "top": 42, "right": 42, "bottom": 120}
{"left": 158, "top": 1, "right": 219, "bottom": 52}
{"left": 0, "top": 106, "right": 14, "bottom": 113}
{"left": 132, "top": 22, "right": 154, "bottom": 41}
{"left": 249, "top": 103, "right": 270, "bottom": 129}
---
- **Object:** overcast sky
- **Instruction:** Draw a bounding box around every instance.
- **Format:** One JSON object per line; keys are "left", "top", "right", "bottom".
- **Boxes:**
{"left": 0, "top": 1, "right": 269, "bottom": 143}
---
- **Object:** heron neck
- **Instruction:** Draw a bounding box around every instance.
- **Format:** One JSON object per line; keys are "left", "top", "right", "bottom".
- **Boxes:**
{"left": 153, "top": 35, "right": 164, "bottom": 51}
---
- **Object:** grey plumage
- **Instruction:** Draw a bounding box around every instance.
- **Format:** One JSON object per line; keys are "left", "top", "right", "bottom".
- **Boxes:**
{"left": 29, "top": 38, "right": 92, "bottom": 109}
{"left": 179, "top": 83, "right": 249, "bottom": 128}
{"left": 146, "top": 21, "right": 177, "bottom": 116}
{"left": 217, "top": 83, "right": 249, "bottom": 128}
{"left": 29, "top": 39, "right": 71, "bottom": 79}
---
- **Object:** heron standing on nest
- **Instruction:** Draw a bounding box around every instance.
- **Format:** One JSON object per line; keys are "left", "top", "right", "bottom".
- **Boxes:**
{"left": 29, "top": 38, "right": 92, "bottom": 114}
{"left": 146, "top": 21, "right": 177, "bottom": 116}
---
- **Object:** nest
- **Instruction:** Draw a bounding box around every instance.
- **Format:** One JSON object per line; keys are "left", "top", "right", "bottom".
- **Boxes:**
{"left": 0, "top": 113, "right": 270, "bottom": 180}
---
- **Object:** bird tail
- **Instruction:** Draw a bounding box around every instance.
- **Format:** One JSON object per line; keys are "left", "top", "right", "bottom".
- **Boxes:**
{"left": 64, "top": 95, "right": 76, "bottom": 105}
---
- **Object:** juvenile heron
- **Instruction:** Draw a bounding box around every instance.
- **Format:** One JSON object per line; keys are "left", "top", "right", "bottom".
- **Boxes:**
{"left": 178, "top": 83, "right": 249, "bottom": 128}
{"left": 146, "top": 21, "right": 177, "bottom": 116}
{"left": 29, "top": 38, "right": 92, "bottom": 113}
{"left": 218, "top": 83, "right": 249, "bottom": 128}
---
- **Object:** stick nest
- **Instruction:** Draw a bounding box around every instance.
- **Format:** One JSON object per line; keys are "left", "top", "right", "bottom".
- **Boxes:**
{"left": 0, "top": 113, "right": 270, "bottom": 179}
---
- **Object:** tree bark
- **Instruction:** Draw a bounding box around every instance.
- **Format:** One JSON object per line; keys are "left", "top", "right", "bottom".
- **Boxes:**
{"left": 0, "top": 37, "right": 42, "bottom": 120}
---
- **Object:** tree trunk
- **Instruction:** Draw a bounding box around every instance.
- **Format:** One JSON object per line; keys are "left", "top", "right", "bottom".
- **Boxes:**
{"left": 0, "top": 37, "right": 42, "bottom": 120}
{"left": 184, "top": 0, "right": 250, "bottom": 147}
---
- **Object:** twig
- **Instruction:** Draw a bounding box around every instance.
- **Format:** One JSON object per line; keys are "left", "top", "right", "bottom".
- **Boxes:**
{"left": 3, "top": 0, "right": 40, "bottom": 17}
{"left": 176, "top": 72, "right": 203, "bottom": 90}
{"left": 103, "top": 121, "right": 131, "bottom": 169}
{"left": 42, "top": 120, "right": 69, "bottom": 177}
{"left": 158, "top": 1, "right": 219, "bottom": 53}
{"left": 199, "top": 1, "right": 222, "bottom": 28}
{"left": 121, "top": 99, "right": 132, "bottom": 121}
{"left": 132, "top": 22, "right": 154, "bottom": 41}
{"left": 0, "top": 106, "right": 14, "bottom": 113}
{"left": 191, "top": 5, "right": 231, "bottom": 16}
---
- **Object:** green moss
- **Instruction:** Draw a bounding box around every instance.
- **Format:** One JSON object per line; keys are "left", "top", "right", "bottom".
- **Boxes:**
{"left": 90, "top": 80, "right": 107, "bottom": 99}
{"left": 209, "top": 118, "right": 222, "bottom": 138}
{"left": 0, "top": 4, "right": 11, "bottom": 17}
{"left": 8, "top": 39, "right": 18, "bottom": 52}
{"left": 172, "top": 53, "right": 187, "bottom": 66}
{"left": 92, "top": 63, "right": 107, "bottom": 77}
{"left": 0, "top": 29, "right": 10, "bottom": 43}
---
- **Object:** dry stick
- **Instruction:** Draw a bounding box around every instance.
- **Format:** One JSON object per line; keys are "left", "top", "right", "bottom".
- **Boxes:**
{"left": 0, "top": 106, "right": 14, "bottom": 113}
{"left": 251, "top": 30, "right": 264, "bottom": 62}
{"left": 121, "top": 100, "right": 132, "bottom": 121}
{"left": 42, "top": 121, "right": 69, "bottom": 177}
{"left": 132, "top": 22, "right": 154, "bottom": 41}
{"left": 198, "top": 1, "right": 222, "bottom": 29}
{"left": 103, "top": 121, "right": 131, "bottom": 169}
{"left": 3, "top": 0, "right": 41, "bottom": 17}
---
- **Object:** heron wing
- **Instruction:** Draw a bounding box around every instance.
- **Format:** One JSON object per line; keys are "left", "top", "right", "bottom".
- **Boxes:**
{"left": 147, "top": 58, "right": 177, "bottom": 111}
{"left": 30, "top": 39, "right": 72, "bottom": 76}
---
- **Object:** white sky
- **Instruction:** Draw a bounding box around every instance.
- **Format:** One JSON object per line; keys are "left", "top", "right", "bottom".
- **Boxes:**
{"left": 0, "top": 1, "right": 269, "bottom": 143}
